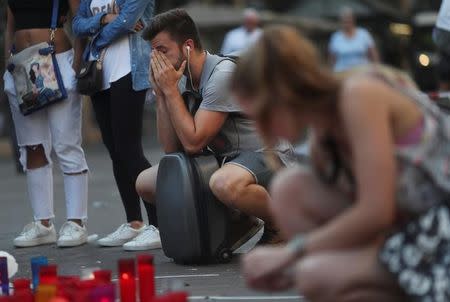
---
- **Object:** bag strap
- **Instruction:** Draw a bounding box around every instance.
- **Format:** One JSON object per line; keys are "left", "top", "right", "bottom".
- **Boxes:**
{"left": 50, "top": 0, "right": 60, "bottom": 43}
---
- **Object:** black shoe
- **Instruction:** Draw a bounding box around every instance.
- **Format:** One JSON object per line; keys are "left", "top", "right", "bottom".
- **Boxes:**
{"left": 257, "top": 225, "right": 284, "bottom": 246}
{"left": 228, "top": 214, "right": 264, "bottom": 251}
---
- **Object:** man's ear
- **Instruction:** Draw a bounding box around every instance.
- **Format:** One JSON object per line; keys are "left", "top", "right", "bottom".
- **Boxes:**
{"left": 183, "top": 39, "right": 195, "bottom": 55}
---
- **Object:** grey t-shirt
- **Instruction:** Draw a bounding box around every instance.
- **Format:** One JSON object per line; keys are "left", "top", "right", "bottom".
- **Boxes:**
{"left": 183, "top": 53, "right": 264, "bottom": 156}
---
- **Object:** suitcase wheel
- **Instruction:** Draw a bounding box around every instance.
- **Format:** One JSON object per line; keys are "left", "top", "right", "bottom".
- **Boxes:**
{"left": 217, "top": 248, "right": 233, "bottom": 263}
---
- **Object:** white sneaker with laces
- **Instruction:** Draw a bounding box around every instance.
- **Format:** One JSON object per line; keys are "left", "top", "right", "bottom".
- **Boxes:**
{"left": 97, "top": 223, "right": 145, "bottom": 247}
{"left": 13, "top": 222, "right": 57, "bottom": 247}
{"left": 123, "top": 225, "right": 162, "bottom": 251}
{"left": 57, "top": 221, "right": 88, "bottom": 247}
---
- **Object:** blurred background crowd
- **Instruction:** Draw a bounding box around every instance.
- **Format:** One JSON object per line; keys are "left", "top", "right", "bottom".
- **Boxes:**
{"left": 0, "top": 0, "right": 443, "bottom": 162}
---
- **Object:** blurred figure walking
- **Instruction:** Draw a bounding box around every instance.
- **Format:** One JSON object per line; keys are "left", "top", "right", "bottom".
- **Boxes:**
{"left": 221, "top": 8, "right": 262, "bottom": 55}
{"left": 329, "top": 7, "right": 379, "bottom": 72}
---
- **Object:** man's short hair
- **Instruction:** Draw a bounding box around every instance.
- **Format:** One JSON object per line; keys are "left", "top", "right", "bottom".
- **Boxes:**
{"left": 142, "top": 8, "right": 203, "bottom": 50}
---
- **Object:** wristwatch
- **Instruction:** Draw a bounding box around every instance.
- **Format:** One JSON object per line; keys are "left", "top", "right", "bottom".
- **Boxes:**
{"left": 286, "top": 234, "right": 306, "bottom": 258}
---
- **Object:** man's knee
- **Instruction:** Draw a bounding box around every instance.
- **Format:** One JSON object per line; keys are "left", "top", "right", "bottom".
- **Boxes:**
{"left": 209, "top": 169, "right": 251, "bottom": 207}
{"left": 136, "top": 167, "right": 158, "bottom": 203}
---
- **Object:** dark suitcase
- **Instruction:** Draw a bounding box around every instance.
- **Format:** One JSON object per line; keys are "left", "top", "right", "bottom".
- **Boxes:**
{"left": 156, "top": 152, "right": 234, "bottom": 264}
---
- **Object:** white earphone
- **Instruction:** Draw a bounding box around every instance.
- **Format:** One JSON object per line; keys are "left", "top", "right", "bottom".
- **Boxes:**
{"left": 186, "top": 45, "right": 191, "bottom": 56}
{"left": 185, "top": 45, "right": 197, "bottom": 92}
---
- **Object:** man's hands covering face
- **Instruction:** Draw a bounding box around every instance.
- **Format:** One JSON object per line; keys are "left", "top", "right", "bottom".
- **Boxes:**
{"left": 151, "top": 50, "right": 186, "bottom": 97}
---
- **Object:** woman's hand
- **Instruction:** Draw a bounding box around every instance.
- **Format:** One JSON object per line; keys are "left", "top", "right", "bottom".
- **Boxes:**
{"left": 110, "top": 0, "right": 143, "bottom": 31}
{"left": 101, "top": 13, "right": 118, "bottom": 25}
{"left": 242, "top": 246, "right": 297, "bottom": 291}
{"left": 133, "top": 20, "right": 144, "bottom": 32}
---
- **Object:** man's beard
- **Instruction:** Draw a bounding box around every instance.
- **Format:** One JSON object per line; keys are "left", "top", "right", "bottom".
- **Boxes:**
{"left": 174, "top": 52, "right": 186, "bottom": 71}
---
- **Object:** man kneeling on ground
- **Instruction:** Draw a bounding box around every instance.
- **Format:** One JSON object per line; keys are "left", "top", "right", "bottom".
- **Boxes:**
{"left": 130, "top": 9, "right": 290, "bottom": 251}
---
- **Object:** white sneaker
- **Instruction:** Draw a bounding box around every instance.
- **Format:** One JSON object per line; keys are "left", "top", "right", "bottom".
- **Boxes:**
{"left": 123, "top": 225, "right": 162, "bottom": 251}
{"left": 14, "top": 222, "right": 57, "bottom": 247}
{"left": 97, "top": 223, "right": 145, "bottom": 247}
{"left": 57, "top": 221, "right": 88, "bottom": 247}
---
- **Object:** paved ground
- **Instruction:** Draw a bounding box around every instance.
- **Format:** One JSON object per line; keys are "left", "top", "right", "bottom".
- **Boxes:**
{"left": 0, "top": 135, "right": 302, "bottom": 301}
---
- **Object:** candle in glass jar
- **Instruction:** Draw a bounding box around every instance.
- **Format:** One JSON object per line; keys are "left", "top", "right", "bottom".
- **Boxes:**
{"left": 118, "top": 259, "right": 136, "bottom": 302}
{"left": 93, "top": 270, "right": 111, "bottom": 284}
{"left": 137, "top": 254, "right": 154, "bottom": 302}
{"left": 39, "top": 265, "right": 58, "bottom": 285}
{"left": 89, "top": 283, "right": 115, "bottom": 302}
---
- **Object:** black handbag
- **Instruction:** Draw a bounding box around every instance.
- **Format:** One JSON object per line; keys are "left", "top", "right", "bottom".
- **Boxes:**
{"left": 76, "top": 52, "right": 105, "bottom": 96}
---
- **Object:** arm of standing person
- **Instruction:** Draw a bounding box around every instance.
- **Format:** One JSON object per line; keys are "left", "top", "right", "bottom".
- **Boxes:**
{"left": 4, "top": 6, "right": 15, "bottom": 68}
{"left": 242, "top": 77, "right": 398, "bottom": 289}
{"left": 153, "top": 51, "right": 229, "bottom": 155}
{"left": 72, "top": 0, "right": 107, "bottom": 37}
{"left": 91, "top": 0, "right": 153, "bottom": 52}
{"left": 68, "top": 0, "right": 87, "bottom": 73}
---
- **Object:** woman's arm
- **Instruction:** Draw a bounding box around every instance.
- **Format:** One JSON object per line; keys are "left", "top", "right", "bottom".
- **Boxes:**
{"left": 91, "top": 0, "right": 154, "bottom": 51}
{"left": 68, "top": 0, "right": 87, "bottom": 72}
{"left": 4, "top": 6, "right": 15, "bottom": 66}
{"left": 72, "top": 0, "right": 107, "bottom": 37}
{"left": 302, "top": 77, "right": 397, "bottom": 255}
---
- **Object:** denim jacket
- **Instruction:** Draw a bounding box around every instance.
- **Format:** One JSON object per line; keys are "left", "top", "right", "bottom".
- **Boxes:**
{"left": 72, "top": 0, "right": 154, "bottom": 91}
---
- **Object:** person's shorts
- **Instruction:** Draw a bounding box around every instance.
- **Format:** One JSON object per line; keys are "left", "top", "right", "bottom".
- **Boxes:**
{"left": 221, "top": 151, "right": 274, "bottom": 188}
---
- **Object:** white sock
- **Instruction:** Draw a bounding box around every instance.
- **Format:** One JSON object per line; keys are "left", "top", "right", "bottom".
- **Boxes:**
{"left": 64, "top": 173, "right": 88, "bottom": 220}
{"left": 26, "top": 166, "right": 54, "bottom": 220}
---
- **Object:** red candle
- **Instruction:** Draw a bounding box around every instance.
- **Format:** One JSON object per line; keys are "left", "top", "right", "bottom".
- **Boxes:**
{"left": 39, "top": 265, "right": 58, "bottom": 285}
{"left": 72, "top": 280, "right": 98, "bottom": 302}
{"left": 13, "top": 291, "right": 33, "bottom": 302}
{"left": 93, "top": 270, "right": 111, "bottom": 284}
{"left": 55, "top": 276, "right": 79, "bottom": 301}
{"left": 12, "top": 278, "right": 32, "bottom": 302}
{"left": 156, "top": 292, "right": 188, "bottom": 302}
{"left": 13, "top": 279, "right": 30, "bottom": 291}
{"left": 118, "top": 259, "right": 136, "bottom": 302}
{"left": 137, "top": 254, "right": 155, "bottom": 302}
{"left": 48, "top": 297, "right": 69, "bottom": 302}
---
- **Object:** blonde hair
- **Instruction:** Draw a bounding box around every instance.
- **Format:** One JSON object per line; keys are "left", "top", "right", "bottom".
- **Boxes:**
{"left": 231, "top": 25, "right": 340, "bottom": 141}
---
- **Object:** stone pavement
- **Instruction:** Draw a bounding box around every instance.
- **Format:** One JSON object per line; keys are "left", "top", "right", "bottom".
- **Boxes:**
{"left": 0, "top": 143, "right": 302, "bottom": 301}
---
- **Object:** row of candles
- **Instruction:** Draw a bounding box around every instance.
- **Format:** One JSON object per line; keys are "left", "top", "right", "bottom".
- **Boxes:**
{"left": 0, "top": 255, "right": 188, "bottom": 302}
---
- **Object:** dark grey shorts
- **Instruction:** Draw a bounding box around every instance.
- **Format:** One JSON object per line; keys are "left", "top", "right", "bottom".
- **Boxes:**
{"left": 221, "top": 151, "right": 274, "bottom": 188}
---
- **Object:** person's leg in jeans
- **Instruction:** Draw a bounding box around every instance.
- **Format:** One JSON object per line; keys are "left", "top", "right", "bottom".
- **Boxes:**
{"left": 5, "top": 71, "right": 57, "bottom": 247}
{"left": 47, "top": 89, "right": 89, "bottom": 247}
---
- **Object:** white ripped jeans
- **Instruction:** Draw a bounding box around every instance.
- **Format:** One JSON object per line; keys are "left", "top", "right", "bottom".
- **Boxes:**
{"left": 3, "top": 49, "right": 89, "bottom": 221}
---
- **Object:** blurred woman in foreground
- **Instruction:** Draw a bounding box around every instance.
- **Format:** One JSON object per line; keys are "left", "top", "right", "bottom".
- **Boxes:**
{"left": 233, "top": 25, "right": 450, "bottom": 302}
